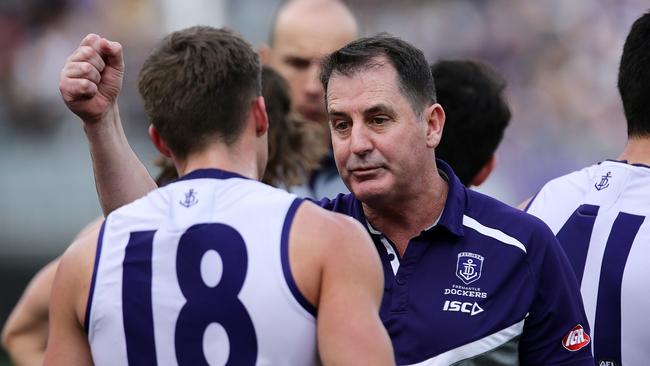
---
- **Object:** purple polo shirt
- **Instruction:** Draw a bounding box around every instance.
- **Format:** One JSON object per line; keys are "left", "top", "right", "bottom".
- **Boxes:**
{"left": 316, "top": 159, "right": 594, "bottom": 365}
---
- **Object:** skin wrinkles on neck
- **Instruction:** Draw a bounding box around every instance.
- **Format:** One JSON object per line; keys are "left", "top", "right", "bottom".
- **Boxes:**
{"left": 362, "top": 165, "right": 448, "bottom": 257}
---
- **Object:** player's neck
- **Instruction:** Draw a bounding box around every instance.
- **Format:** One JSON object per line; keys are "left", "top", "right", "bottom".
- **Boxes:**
{"left": 175, "top": 143, "right": 261, "bottom": 181}
{"left": 617, "top": 136, "right": 650, "bottom": 166}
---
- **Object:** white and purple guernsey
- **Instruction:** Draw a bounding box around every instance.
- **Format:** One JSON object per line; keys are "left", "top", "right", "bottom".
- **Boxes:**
{"left": 85, "top": 169, "right": 317, "bottom": 366}
{"left": 527, "top": 160, "right": 650, "bottom": 366}
{"left": 318, "top": 160, "right": 594, "bottom": 365}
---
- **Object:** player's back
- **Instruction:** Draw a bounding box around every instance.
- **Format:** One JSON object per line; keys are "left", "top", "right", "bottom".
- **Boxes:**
{"left": 86, "top": 168, "right": 318, "bottom": 365}
{"left": 526, "top": 160, "right": 650, "bottom": 366}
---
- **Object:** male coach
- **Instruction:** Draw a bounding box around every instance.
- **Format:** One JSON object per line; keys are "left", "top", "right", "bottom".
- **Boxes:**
{"left": 59, "top": 30, "right": 593, "bottom": 364}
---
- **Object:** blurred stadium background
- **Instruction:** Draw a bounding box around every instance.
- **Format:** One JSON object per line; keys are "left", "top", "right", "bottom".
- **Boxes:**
{"left": 0, "top": 0, "right": 647, "bottom": 363}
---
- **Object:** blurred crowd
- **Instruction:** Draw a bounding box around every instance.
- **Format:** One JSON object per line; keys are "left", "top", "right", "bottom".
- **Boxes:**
{"left": 0, "top": 0, "right": 161, "bottom": 136}
{"left": 2, "top": 0, "right": 648, "bottom": 200}
{"left": 353, "top": 0, "right": 647, "bottom": 199}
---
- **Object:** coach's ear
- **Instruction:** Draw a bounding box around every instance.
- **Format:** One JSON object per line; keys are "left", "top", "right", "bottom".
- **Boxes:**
{"left": 149, "top": 124, "right": 172, "bottom": 158}
{"left": 425, "top": 103, "right": 445, "bottom": 149}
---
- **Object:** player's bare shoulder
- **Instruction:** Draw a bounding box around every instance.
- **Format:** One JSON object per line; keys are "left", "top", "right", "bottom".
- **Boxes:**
{"left": 56, "top": 220, "right": 102, "bottom": 322}
{"left": 288, "top": 201, "right": 382, "bottom": 301}
{"left": 292, "top": 200, "right": 375, "bottom": 253}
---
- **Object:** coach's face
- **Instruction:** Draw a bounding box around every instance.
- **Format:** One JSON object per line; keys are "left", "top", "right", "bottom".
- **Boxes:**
{"left": 327, "top": 58, "right": 443, "bottom": 205}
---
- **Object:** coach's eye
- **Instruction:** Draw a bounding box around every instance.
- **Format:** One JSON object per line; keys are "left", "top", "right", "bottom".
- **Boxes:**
{"left": 372, "top": 117, "right": 388, "bottom": 125}
{"left": 370, "top": 116, "right": 390, "bottom": 127}
{"left": 332, "top": 120, "right": 351, "bottom": 132}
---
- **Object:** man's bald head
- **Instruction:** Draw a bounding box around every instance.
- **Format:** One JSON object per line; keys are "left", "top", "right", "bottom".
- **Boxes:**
{"left": 269, "top": 0, "right": 358, "bottom": 46}
{"left": 261, "top": 0, "right": 358, "bottom": 128}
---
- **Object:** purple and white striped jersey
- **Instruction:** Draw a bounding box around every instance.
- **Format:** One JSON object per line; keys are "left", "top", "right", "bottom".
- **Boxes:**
{"left": 527, "top": 160, "right": 650, "bottom": 366}
{"left": 86, "top": 169, "right": 317, "bottom": 366}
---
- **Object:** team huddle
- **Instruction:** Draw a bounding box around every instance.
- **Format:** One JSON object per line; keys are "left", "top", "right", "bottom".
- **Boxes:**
{"left": 2, "top": 0, "right": 650, "bottom": 365}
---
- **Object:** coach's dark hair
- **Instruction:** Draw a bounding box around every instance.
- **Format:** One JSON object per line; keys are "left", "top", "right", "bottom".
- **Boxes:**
{"left": 138, "top": 26, "right": 262, "bottom": 158}
{"left": 618, "top": 11, "right": 650, "bottom": 137}
{"left": 432, "top": 60, "right": 510, "bottom": 186}
{"left": 320, "top": 34, "right": 436, "bottom": 116}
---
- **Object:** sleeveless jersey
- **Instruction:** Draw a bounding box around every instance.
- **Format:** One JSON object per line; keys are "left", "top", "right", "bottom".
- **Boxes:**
{"left": 526, "top": 160, "right": 650, "bottom": 366}
{"left": 85, "top": 169, "right": 318, "bottom": 365}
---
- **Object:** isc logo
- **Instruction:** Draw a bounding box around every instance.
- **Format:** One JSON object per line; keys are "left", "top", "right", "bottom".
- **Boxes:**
{"left": 442, "top": 300, "right": 484, "bottom": 316}
{"left": 562, "top": 324, "right": 591, "bottom": 351}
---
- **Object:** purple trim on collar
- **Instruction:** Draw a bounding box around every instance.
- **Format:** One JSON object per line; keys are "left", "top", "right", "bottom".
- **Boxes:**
{"left": 175, "top": 168, "right": 250, "bottom": 182}
{"left": 434, "top": 159, "right": 466, "bottom": 237}
{"left": 603, "top": 159, "right": 650, "bottom": 170}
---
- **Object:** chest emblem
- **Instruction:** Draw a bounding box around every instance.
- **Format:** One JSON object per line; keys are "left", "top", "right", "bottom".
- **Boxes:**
{"left": 456, "top": 252, "right": 484, "bottom": 285}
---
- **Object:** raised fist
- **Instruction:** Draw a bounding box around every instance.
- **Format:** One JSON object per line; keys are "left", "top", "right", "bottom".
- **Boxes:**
{"left": 59, "top": 34, "right": 124, "bottom": 124}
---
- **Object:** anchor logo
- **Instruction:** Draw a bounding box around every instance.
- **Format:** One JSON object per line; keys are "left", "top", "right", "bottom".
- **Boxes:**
{"left": 594, "top": 172, "right": 612, "bottom": 191}
{"left": 456, "top": 252, "right": 484, "bottom": 285}
{"left": 179, "top": 189, "right": 198, "bottom": 207}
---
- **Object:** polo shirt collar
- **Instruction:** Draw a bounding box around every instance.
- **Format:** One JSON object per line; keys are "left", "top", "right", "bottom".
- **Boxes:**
{"left": 350, "top": 158, "right": 466, "bottom": 237}
{"left": 434, "top": 159, "right": 466, "bottom": 237}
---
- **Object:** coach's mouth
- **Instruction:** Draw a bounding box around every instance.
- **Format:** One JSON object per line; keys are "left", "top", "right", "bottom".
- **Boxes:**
{"left": 349, "top": 166, "right": 383, "bottom": 178}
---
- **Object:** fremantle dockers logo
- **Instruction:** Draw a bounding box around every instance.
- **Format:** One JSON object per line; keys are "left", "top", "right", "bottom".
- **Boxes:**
{"left": 180, "top": 188, "right": 198, "bottom": 208}
{"left": 594, "top": 171, "right": 612, "bottom": 191}
{"left": 456, "top": 252, "right": 484, "bottom": 285}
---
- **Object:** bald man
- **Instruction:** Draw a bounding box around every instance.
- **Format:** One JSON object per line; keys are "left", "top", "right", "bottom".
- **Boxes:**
{"left": 260, "top": 0, "right": 358, "bottom": 198}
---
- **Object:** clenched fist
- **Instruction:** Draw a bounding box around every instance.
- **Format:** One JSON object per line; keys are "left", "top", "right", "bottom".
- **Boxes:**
{"left": 59, "top": 34, "right": 124, "bottom": 124}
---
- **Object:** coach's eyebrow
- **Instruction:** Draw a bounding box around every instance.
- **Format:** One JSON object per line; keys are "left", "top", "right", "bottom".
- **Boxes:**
{"left": 364, "top": 104, "right": 396, "bottom": 118}
{"left": 327, "top": 109, "right": 349, "bottom": 119}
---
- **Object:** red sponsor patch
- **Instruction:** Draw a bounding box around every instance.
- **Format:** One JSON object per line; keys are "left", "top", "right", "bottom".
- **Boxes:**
{"left": 562, "top": 324, "right": 591, "bottom": 351}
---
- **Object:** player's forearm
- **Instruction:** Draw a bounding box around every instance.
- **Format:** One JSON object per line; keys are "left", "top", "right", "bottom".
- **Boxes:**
{"left": 83, "top": 104, "right": 156, "bottom": 215}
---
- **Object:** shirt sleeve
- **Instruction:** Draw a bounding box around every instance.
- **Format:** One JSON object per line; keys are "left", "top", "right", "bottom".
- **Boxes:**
{"left": 518, "top": 222, "right": 594, "bottom": 365}
{"left": 311, "top": 193, "right": 356, "bottom": 215}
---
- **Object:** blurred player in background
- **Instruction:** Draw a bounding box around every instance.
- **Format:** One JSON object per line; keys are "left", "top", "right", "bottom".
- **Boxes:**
{"left": 432, "top": 60, "right": 511, "bottom": 188}
{"left": 525, "top": 11, "right": 650, "bottom": 366}
{"left": 48, "top": 26, "right": 392, "bottom": 365}
{"left": 261, "top": 65, "right": 327, "bottom": 188}
{"left": 260, "top": 0, "right": 359, "bottom": 198}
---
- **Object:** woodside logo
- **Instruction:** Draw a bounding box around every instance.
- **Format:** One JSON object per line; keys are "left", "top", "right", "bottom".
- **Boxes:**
{"left": 562, "top": 324, "right": 590, "bottom": 351}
